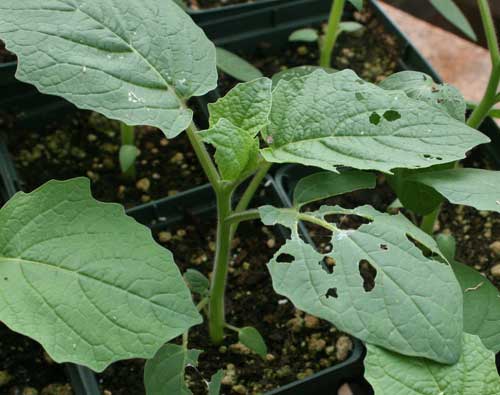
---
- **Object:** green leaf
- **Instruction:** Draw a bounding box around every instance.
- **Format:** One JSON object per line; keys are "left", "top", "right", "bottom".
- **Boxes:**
{"left": 216, "top": 47, "right": 263, "bottom": 82}
{"left": 0, "top": 178, "right": 201, "bottom": 371}
{"left": 258, "top": 204, "right": 462, "bottom": 364}
{"left": 407, "top": 168, "right": 500, "bottom": 213}
{"left": 289, "top": 28, "right": 319, "bottom": 42}
{"left": 119, "top": 144, "right": 139, "bottom": 173}
{"left": 271, "top": 66, "right": 337, "bottom": 87}
{"left": 452, "top": 261, "right": 500, "bottom": 354}
{"left": 208, "top": 370, "right": 224, "bottom": 395}
{"left": 208, "top": 78, "right": 272, "bottom": 136}
{"left": 379, "top": 71, "right": 466, "bottom": 121}
{"left": 0, "top": 0, "right": 217, "bottom": 139}
{"left": 238, "top": 327, "right": 267, "bottom": 357}
{"left": 293, "top": 170, "right": 376, "bottom": 207}
{"left": 144, "top": 344, "right": 202, "bottom": 395}
{"left": 184, "top": 269, "right": 209, "bottom": 297}
{"left": 365, "top": 334, "right": 500, "bottom": 395}
{"left": 429, "top": 0, "right": 477, "bottom": 41}
{"left": 339, "top": 21, "right": 364, "bottom": 33}
{"left": 200, "top": 119, "right": 259, "bottom": 181}
{"left": 435, "top": 233, "right": 457, "bottom": 262}
{"left": 347, "top": 0, "right": 363, "bottom": 11}
{"left": 262, "top": 69, "right": 488, "bottom": 173}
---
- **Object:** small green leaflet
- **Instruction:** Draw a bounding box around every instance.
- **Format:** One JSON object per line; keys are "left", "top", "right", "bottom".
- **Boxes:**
{"left": 208, "top": 78, "right": 272, "bottom": 136}
{"left": 289, "top": 28, "right": 319, "bottom": 42}
{"left": 208, "top": 370, "right": 224, "bottom": 395}
{"left": 119, "top": 145, "right": 140, "bottom": 173}
{"left": 452, "top": 261, "right": 500, "bottom": 354}
{"left": 379, "top": 71, "right": 466, "bottom": 121}
{"left": 0, "top": 0, "right": 217, "bottom": 139}
{"left": 144, "top": 344, "right": 202, "bottom": 395}
{"left": 258, "top": 204, "right": 462, "bottom": 364}
{"left": 407, "top": 168, "right": 500, "bottom": 213}
{"left": 271, "top": 66, "right": 337, "bottom": 87}
{"left": 293, "top": 170, "right": 376, "bottom": 207}
{"left": 184, "top": 269, "right": 209, "bottom": 297}
{"left": 429, "top": 0, "right": 477, "bottom": 41}
{"left": 262, "top": 69, "right": 488, "bottom": 173}
{"left": 435, "top": 233, "right": 457, "bottom": 262}
{"left": 365, "top": 334, "right": 500, "bottom": 395}
{"left": 199, "top": 119, "right": 259, "bottom": 181}
{"left": 216, "top": 47, "right": 263, "bottom": 82}
{"left": 238, "top": 327, "right": 267, "bottom": 357}
{"left": 0, "top": 178, "right": 201, "bottom": 371}
{"left": 347, "top": 0, "right": 363, "bottom": 11}
{"left": 339, "top": 21, "right": 364, "bottom": 34}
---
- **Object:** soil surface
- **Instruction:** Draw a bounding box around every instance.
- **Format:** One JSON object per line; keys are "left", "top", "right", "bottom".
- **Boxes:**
{"left": 217, "top": 7, "right": 401, "bottom": 94}
{"left": 184, "top": 0, "right": 258, "bottom": 10}
{"left": 0, "top": 40, "right": 16, "bottom": 64}
{"left": 0, "top": 324, "right": 73, "bottom": 395}
{"left": 5, "top": 110, "right": 205, "bottom": 208}
{"left": 98, "top": 216, "right": 358, "bottom": 395}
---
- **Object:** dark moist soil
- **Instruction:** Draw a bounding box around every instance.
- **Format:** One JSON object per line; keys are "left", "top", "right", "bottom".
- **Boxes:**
{"left": 0, "top": 324, "right": 73, "bottom": 395}
{"left": 99, "top": 217, "right": 356, "bottom": 395}
{"left": 217, "top": 7, "right": 401, "bottom": 95}
{"left": 0, "top": 40, "right": 16, "bottom": 64}
{"left": 184, "top": 0, "right": 258, "bottom": 10}
{"left": 5, "top": 110, "right": 205, "bottom": 208}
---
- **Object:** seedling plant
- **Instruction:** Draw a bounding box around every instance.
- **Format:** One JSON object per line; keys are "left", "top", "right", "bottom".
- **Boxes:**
{"left": 0, "top": 0, "right": 499, "bottom": 394}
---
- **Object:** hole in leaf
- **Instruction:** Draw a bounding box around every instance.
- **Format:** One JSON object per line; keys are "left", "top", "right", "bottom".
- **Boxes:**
{"left": 406, "top": 235, "right": 431, "bottom": 257}
{"left": 359, "top": 259, "right": 377, "bottom": 292}
{"left": 379, "top": 244, "right": 388, "bottom": 250}
{"left": 326, "top": 288, "right": 338, "bottom": 298}
{"left": 383, "top": 110, "right": 401, "bottom": 122}
{"left": 277, "top": 253, "right": 295, "bottom": 263}
{"left": 324, "top": 214, "right": 370, "bottom": 231}
{"left": 355, "top": 92, "right": 364, "bottom": 101}
{"left": 369, "top": 112, "right": 381, "bottom": 125}
{"left": 321, "top": 256, "right": 335, "bottom": 274}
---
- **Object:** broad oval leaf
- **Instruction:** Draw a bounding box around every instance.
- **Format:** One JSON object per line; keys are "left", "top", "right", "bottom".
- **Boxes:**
{"left": 379, "top": 71, "right": 466, "bottom": 121}
{"left": 408, "top": 168, "right": 500, "bottom": 213}
{"left": 365, "top": 334, "right": 500, "bottom": 395}
{"left": 0, "top": 0, "right": 217, "bottom": 138}
{"left": 119, "top": 144, "right": 140, "bottom": 173}
{"left": 216, "top": 47, "right": 263, "bottom": 82}
{"left": 144, "top": 344, "right": 202, "bottom": 395}
{"left": 452, "top": 261, "right": 500, "bottom": 354}
{"left": 339, "top": 21, "right": 364, "bottom": 34}
{"left": 0, "top": 178, "right": 201, "bottom": 371}
{"left": 293, "top": 170, "right": 376, "bottom": 207}
{"left": 429, "top": 0, "right": 477, "bottom": 41}
{"left": 261, "top": 69, "right": 488, "bottom": 173}
{"left": 289, "top": 28, "right": 319, "bottom": 42}
{"left": 184, "top": 268, "right": 209, "bottom": 297}
{"left": 238, "top": 326, "right": 267, "bottom": 357}
{"left": 259, "top": 204, "right": 462, "bottom": 364}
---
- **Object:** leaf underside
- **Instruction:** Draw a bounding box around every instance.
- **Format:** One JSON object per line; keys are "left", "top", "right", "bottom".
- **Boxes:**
{"left": 0, "top": 179, "right": 201, "bottom": 371}
{"left": 0, "top": 0, "right": 217, "bottom": 138}
{"left": 365, "top": 334, "right": 500, "bottom": 395}
{"left": 259, "top": 204, "right": 463, "bottom": 364}
{"left": 262, "top": 69, "right": 488, "bottom": 173}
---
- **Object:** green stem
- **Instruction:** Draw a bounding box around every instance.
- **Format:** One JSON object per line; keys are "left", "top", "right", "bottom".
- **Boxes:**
{"left": 224, "top": 323, "right": 240, "bottom": 333}
{"left": 319, "top": 0, "right": 346, "bottom": 68}
{"left": 225, "top": 209, "right": 261, "bottom": 226}
{"left": 467, "top": 0, "right": 500, "bottom": 129}
{"left": 186, "top": 122, "right": 221, "bottom": 188}
{"left": 208, "top": 185, "right": 234, "bottom": 344}
{"left": 420, "top": 205, "right": 441, "bottom": 235}
{"left": 120, "top": 123, "right": 136, "bottom": 179}
{"left": 298, "top": 212, "right": 339, "bottom": 233}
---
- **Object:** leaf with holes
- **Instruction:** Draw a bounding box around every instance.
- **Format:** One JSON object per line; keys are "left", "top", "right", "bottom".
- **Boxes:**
{"left": 379, "top": 71, "right": 466, "bottom": 121}
{"left": 365, "top": 334, "right": 500, "bottom": 395}
{"left": 199, "top": 119, "right": 259, "bottom": 181}
{"left": 261, "top": 70, "right": 488, "bottom": 173}
{"left": 258, "top": 204, "right": 463, "bottom": 364}
{"left": 408, "top": 168, "right": 500, "bottom": 213}
{"left": 0, "top": 178, "right": 201, "bottom": 371}
{"left": 429, "top": 0, "right": 477, "bottom": 41}
{"left": 0, "top": 0, "right": 217, "bottom": 138}
{"left": 293, "top": 170, "right": 376, "bottom": 208}
{"left": 144, "top": 343, "right": 202, "bottom": 395}
{"left": 452, "top": 261, "right": 500, "bottom": 353}
{"left": 208, "top": 78, "right": 272, "bottom": 136}
{"left": 216, "top": 47, "right": 263, "bottom": 83}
